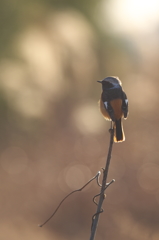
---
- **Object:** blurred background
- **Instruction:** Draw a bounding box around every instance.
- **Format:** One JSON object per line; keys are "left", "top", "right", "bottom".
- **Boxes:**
{"left": 1, "top": 0, "right": 159, "bottom": 239}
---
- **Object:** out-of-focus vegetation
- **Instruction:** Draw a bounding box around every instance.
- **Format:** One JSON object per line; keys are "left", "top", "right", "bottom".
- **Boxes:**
{"left": 1, "top": 0, "right": 159, "bottom": 240}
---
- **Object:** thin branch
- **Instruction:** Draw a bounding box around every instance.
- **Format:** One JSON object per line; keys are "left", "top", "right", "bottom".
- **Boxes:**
{"left": 92, "top": 179, "right": 115, "bottom": 206}
{"left": 89, "top": 124, "right": 114, "bottom": 240}
{"left": 39, "top": 171, "right": 101, "bottom": 227}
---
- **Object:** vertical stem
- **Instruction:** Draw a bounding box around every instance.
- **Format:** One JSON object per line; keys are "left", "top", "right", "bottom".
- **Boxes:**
{"left": 89, "top": 126, "right": 114, "bottom": 240}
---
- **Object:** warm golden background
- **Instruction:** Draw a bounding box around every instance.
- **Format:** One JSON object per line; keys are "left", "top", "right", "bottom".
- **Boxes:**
{"left": 1, "top": 0, "right": 159, "bottom": 239}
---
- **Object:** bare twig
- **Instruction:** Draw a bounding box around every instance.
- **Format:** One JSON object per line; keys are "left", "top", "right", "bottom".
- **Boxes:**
{"left": 92, "top": 179, "right": 115, "bottom": 207}
{"left": 39, "top": 171, "right": 101, "bottom": 227}
{"left": 89, "top": 124, "right": 114, "bottom": 240}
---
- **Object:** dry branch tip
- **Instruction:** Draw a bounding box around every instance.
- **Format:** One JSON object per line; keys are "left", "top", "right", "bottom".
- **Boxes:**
{"left": 39, "top": 171, "right": 101, "bottom": 227}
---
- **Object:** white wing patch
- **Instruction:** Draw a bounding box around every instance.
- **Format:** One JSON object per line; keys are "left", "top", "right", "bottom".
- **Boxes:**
{"left": 125, "top": 99, "right": 128, "bottom": 105}
{"left": 104, "top": 101, "right": 108, "bottom": 109}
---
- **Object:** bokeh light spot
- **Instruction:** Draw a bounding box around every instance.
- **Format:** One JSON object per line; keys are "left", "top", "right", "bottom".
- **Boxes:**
{"left": 72, "top": 102, "right": 105, "bottom": 134}
{"left": 58, "top": 164, "right": 92, "bottom": 191}
{"left": 102, "top": 0, "right": 159, "bottom": 33}
{"left": 65, "top": 164, "right": 92, "bottom": 190}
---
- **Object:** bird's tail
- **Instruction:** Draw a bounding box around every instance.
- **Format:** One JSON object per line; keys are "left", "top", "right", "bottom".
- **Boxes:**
{"left": 114, "top": 119, "right": 125, "bottom": 142}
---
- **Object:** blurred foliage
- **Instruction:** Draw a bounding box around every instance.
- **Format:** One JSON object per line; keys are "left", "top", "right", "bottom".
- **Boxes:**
{"left": 0, "top": 0, "right": 159, "bottom": 240}
{"left": 0, "top": 0, "right": 103, "bottom": 58}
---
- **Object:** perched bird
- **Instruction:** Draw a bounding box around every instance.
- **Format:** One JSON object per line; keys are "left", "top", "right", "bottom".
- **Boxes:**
{"left": 98, "top": 76, "right": 128, "bottom": 142}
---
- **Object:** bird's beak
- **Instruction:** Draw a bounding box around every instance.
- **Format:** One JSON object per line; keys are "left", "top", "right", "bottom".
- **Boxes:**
{"left": 97, "top": 80, "right": 102, "bottom": 83}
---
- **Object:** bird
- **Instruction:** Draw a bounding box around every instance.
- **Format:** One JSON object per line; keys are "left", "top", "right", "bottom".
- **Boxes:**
{"left": 97, "top": 76, "right": 128, "bottom": 142}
